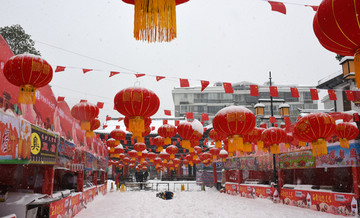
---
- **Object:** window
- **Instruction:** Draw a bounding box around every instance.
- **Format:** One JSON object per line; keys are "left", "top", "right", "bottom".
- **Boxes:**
{"left": 180, "top": 105, "right": 188, "bottom": 113}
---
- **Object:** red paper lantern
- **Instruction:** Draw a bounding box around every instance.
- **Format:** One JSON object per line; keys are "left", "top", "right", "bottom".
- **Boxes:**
{"left": 106, "top": 138, "right": 117, "bottom": 150}
{"left": 336, "top": 122, "right": 359, "bottom": 148}
{"left": 114, "top": 87, "right": 159, "bottom": 142}
{"left": 71, "top": 102, "right": 99, "bottom": 131}
{"left": 86, "top": 118, "right": 100, "bottom": 137}
{"left": 165, "top": 145, "right": 178, "bottom": 159}
{"left": 243, "top": 128, "right": 262, "bottom": 153}
{"left": 153, "top": 136, "right": 165, "bottom": 152}
{"left": 213, "top": 106, "right": 256, "bottom": 156}
{"left": 209, "top": 129, "right": 226, "bottom": 149}
{"left": 177, "top": 122, "right": 194, "bottom": 150}
{"left": 209, "top": 148, "right": 220, "bottom": 160}
{"left": 285, "top": 134, "right": 294, "bottom": 149}
{"left": 261, "top": 127, "right": 286, "bottom": 154}
{"left": 173, "top": 158, "right": 181, "bottom": 167}
{"left": 294, "top": 113, "right": 336, "bottom": 156}
{"left": 128, "top": 150, "right": 138, "bottom": 161}
{"left": 142, "top": 126, "right": 151, "bottom": 137}
{"left": 110, "top": 128, "right": 126, "bottom": 145}
{"left": 158, "top": 124, "right": 177, "bottom": 145}
{"left": 3, "top": 54, "right": 53, "bottom": 104}
{"left": 313, "top": 0, "right": 360, "bottom": 87}
{"left": 123, "top": 157, "right": 130, "bottom": 165}
{"left": 147, "top": 152, "right": 156, "bottom": 163}
{"left": 134, "top": 142, "right": 147, "bottom": 157}
{"left": 159, "top": 151, "right": 170, "bottom": 164}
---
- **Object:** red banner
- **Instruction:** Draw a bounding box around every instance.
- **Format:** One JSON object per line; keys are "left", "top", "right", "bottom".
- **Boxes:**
{"left": 239, "top": 185, "right": 276, "bottom": 200}
{"left": 225, "top": 182, "right": 238, "bottom": 195}
{"left": 49, "top": 196, "right": 72, "bottom": 218}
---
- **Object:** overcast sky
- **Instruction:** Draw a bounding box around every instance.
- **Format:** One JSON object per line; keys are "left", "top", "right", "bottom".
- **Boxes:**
{"left": 0, "top": 0, "right": 339, "bottom": 121}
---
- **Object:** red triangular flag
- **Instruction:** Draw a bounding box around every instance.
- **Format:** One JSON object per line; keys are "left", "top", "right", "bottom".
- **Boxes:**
{"left": 223, "top": 82, "right": 234, "bottom": 93}
{"left": 106, "top": 116, "right": 111, "bottom": 121}
{"left": 354, "top": 113, "right": 360, "bottom": 122}
{"left": 164, "top": 110, "right": 171, "bottom": 116}
{"left": 163, "top": 120, "right": 168, "bottom": 125}
{"left": 118, "top": 117, "right": 124, "bottom": 122}
{"left": 310, "top": 89, "right": 319, "bottom": 100}
{"left": 250, "top": 85, "right": 259, "bottom": 96}
{"left": 201, "top": 80, "right": 210, "bottom": 92}
{"left": 284, "top": 117, "right": 291, "bottom": 127}
{"left": 268, "top": 1, "right": 286, "bottom": 14}
{"left": 116, "top": 125, "right": 120, "bottom": 129}
{"left": 97, "top": 102, "right": 104, "bottom": 109}
{"left": 186, "top": 112, "right": 193, "bottom": 120}
{"left": 135, "top": 73, "right": 145, "bottom": 78}
{"left": 103, "top": 125, "right": 108, "bottom": 128}
{"left": 55, "top": 66, "right": 66, "bottom": 72}
{"left": 80, "top": 99, "right": 87, "bottom": 103}
{"left": 175, "top": 120, "right": 180, "bottom": 126}
{"left": 346, "top": 90, "right": 355, "bottom": 101}
{"left": 328, "top": 90, "right": 337, "bottom": 100}
{"left": 180, "top": 78, "right": 190, "bottom": 87}
{"left": 290, "top": 87, "right": 300, "bottom": 98}
{"left": 57, "top": 96, "right": 65, "bottom": 101}
{"left": 151, "top": 126, "right": 155, "bottom": 131}
{"left": 269, "top": 116, "right": 277, "bottom": 124}
{"left": 156, "top": 76, "right": 165, "bottom": 81}
{"left": 83, "top": 69, "right": 92, "bottom": 74}
{"left": 306, "top": 5, "right": 319, "bottom": 11}
{"left": 269, "top": 86, "right": 279, "bottom": 97}
{"left": 202, "top": 113, "right": 209, "bottom": 121}
{"left": 109, "top": 71, "right": 120, "bottom": 77}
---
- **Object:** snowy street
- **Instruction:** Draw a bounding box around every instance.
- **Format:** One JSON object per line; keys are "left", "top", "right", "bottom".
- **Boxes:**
{"left": 76, "top": 181, "right": 341, "bottom": 218}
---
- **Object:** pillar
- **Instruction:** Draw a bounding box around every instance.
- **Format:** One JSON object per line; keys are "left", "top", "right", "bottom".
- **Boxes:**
{"left": 278, "top": 169, "right": 285, "bottom": 189}
{"left": 213, "top": 162, "right": 218, "bottom": 186}
{"left": 42, "top": 165, "right": 55, "bottom": 196}
{"left": 238, "top": 170, "right": 243, "bottom": 184}
{"left": 93, "top": 171, "right": 98, "bottom": 186}
{"left": 352, "top": 166, "right": 360, "bottom": 199}
{"left": 100, "top": 171, "right": 105, "bottom": 184}
{"left": 77, "top": 170, "right": 84, "bottom": 192}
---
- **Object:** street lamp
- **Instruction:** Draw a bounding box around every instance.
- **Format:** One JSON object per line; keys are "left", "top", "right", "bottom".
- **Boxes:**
{"left": 254, "top": 103, "right": 265, "bottom": 117}
{"left": 279, "top": 103, "right": 290, "bottom": 117}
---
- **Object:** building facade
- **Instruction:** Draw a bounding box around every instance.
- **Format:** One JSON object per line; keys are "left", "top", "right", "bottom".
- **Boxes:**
{"left": 172, "top": 81, "right": 318, "bottom": 126}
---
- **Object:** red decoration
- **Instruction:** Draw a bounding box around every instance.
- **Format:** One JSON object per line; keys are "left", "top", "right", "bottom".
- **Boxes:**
{"left": 166, "top": 145, "right": 179, "bottom": 159}
{"left": 175, "top": 120, "right": 180, "bottom": 126}
{"left": 346, "top": 90, "right": 355, "bottom": 101}
{"left": 134, "top": 142, "right": 147, "bottom": 156}
{"left": 269, "top": 86, "right": 278, "bottom": 97}
{"left": 88, "top": 119, "right": 100, "bottom": 137}
{"left": 57, "top": 96, "right": 65, "bottom": 102}
{"left": 328, "top": 90, "right": 337, "bottom": 100}
{"left": 55, "top": 66, "right": 66, "bottom": 72}
{"left": 223, "top": 82, "right": 234, "bottom": 94}
{"left": 135, "top": 73, "right": 145, "bottom": 78}
{"left": 114, "top": 87, "right": 159, "bottom": 142}
{"left": 71, "top": 101, "right": 99, "bottom": 131}
{"left": 186, "top": 112, "right": 193, "bottom": 120}
{"left": 218, "top": 150, "right": 228, "bottom": 162}
{"left": 208, "top": 129, "right": 226, "bottom": 149}
{"left": 250, "top": 85, "right": 259, "bottom": 96}
{"left": 164, "top": 110, "right": 171, "bottom": 116}
{"left": 106, "top": 138, "right": 117, "bottom": 148}
{"left": 310, "top": 89, "right": 319, "bottom": 100}
{"left": 153, "top": 136, "right": 165, "bottom": 152}
{"left": 109, "top": 71, "right": 120, "bottom": 77}
{"left": 110, "top": 129, "right": 126, "bottom": 145}
{"left": 336, "top": 122, "right": 359, "bottom": 148}
{"left": 268, "top": 1, "right": 286, "bottom": 14}
{"left": 294, "top": 113, "right": 336, "bottom": 156}
{"left": 158, "top": 124, "right": 177, "bottom": 145}
{"left": 97, "top": 102, "right": 104, "bottom": 109}
{"left": 212, "top": 106, "right": 256, "bottom": 156}
{"left": 177, "top": 122, "right": 194, "bottom": 150}
{"left": 106, "top": 116, "right": 111, "bottom": 121}
{"left": 83, "top": 69, "right": 92, "bottom": 74}
{"left": 3, "top": 54, "right": 53, "bottom": 104}
{"left": 313, "top": 0, "right": 360, "bottom": 88}
{"left": 202, "top": 113, "right": 209, "bottom": 121}
{"left": 201, "top": 80, "right": 210, "bottom": 92}
{"left": 290, "top": 87, "right": 300, "bottom": 98}
{"left": 156, "top": 76, "right": 165, "bottom": 81}
{"left": 269, "top": 116, "right": 277, "bottom": 124}
{"left": 180, "top": 78, "right": 190, "bottom": 87}
{"left": 261, "top": 127, "right": 286, "bottom": 154}
{"left": 284, "top": 116, "right": 291, "bottom": 127}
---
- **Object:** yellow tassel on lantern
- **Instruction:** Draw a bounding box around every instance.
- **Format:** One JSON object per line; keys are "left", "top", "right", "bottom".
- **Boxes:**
{"left": 320, "top": 139, "right": 328, "bottom": 156}
{"left": 19, "top": 85, "right": 37, "bottom": 104}
{"left": 115, "top": 140, "right": 120, "bottom": 146}
{"left": 285, "top": 143, "right": 290, "bottom": 149}
{"left": 129, "top": 116, "right": 145, "bottom": 139}
{"left": 81, "top": 121, "right": 90, "bottom": 131}
{"left": 270, "top": 144, "right": 279, "bottom": 154}
{"left": 182, "top": 140, "right": 190, "bottom": 149}
{"left": 140, "top": 157, "right": 145, "bottom": 163}
{"left": 85, "top": 131, "right": 93, "bottom": 138}
{"left": 189, "top": 147, "right": 194, "bottom": 153}
{"left": 257, "top": 141, "right": 264, "bottom": 150}
{"left": 110, "top": 147, "right": 115, "bottom": 153}
{"left": 163, "top": 160, "right": 167, "bottom": 164}
{"left": 165, "top": 138, "right": 171, "bottom": 145}
{"left": 170, "top": 154, "right": 175, "bottom": 159}
{"left": 243, "top": 143, "right": 252, "bottom": 153}
{"left": 213, "top": 155, "right": 217, "bottom": 160}
{"left": 189, "top": 161, "right": 193, "bottom": 166}
{"left": 134, "top": 0, "right": 177, "bottom": 43}
{"left": 299, "top": 141, "right": 306, "bottom": 147}
{"left": 169, "top": 160, "right": 173, "bottom": 165}
{"left": 137, "top": 151, "right": 143, "bottom": 156}
{"left": 215, "top": 141, "right": 222, "bottom": 149}
{"left": 229, "top": 152, "right": 233, "bottom": 157}
{"left": 193, "top": 155, "right": 198, "bottom": 160}
{"left": 340, "top": 138, "right": 349, "bottom": 149}
{"left": 158, "top": 146, "right": 163, "bottom": 152}
{"left": 355, "top": 49, "right": 360, "bottom": 88}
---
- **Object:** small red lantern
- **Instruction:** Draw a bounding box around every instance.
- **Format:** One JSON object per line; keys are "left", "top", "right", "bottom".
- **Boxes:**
{"left": 173, "top": 158, "right": 181, "bottom": 167}
{"left": 285, "top": 134, "right": 294, "bottom": 149}
{"left": 147, "top": 152, "right": 156, "bottom": 163}
{"left": 158, "top": 124, "right": 177, "bottom": 145}
{"left": 106, "top": 138, "right": 117, "bottom": 153}
{"left": 87, "top": 118, "right": 100, "bottom": 137}
{"left": 159, "top": 151, "right": 170, "bottom": 164}
{"left": 3, "top": 54, "right": 53, "bottom": 104}
{"left": 218, "top": 150, "right": 228, "bottom": 162}
{"left": 165, "top": 145, "right": 178, "bottom": 159}
{"left": 134, "top": 142, "right": 147, "bottom": 156}
{"left": 114, "top": 87, "right": 159, "bottom": 142}
{"left": 313, "top": 0, "right": 360, "bottom": 88}
{"left": 209, "top": 147, "right": 220, "bottom": 160}
{"left": 110, "top": 128, "right": 126, "bottom": 145}
{"left": 294, "top": 113, "right": 336, "bottom": 156}
{"left": 123, "top": 157, "right": 130, "bottom": 165}
{"left": 71, "top": 102, "right": 99, "bottom": 131}
{"left": 177, "top": 122, "right": 194, "bottom": 150}
{"left": 243, "top": 128, "right": 261, "bottom": 153}
{"left": 209, "top": 129, "right": 226, "bottom": 149}
{"left": 153, "top": 136, "right": 165, "bottom": 152}
{"left": 336, "top": 122, "right": 359, "bottom": 149}
{"left": 213, "top": 106, "right": 256, "bottom": 156}
{"left": 261, "top": 127, "right": 286, "bottom": 154}
{"left": 128, "top": 150, "right": 138, "bottom": 161}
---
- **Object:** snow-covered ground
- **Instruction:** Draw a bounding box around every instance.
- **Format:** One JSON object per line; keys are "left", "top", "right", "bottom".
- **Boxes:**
{"left": 76, "top": 181, "right": 341, "bottom": 218}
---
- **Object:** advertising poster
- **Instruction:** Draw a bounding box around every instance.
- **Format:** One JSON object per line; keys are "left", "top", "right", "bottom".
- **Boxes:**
{"left": 30, "top": 125, "right": 59, "bottom": 164}
{"left": 279, "top": 150, "right": 315, "bottom": 169}
{"left": 224, "top": 157, "right": 240, "bottom": 170}
{"left": 49, "top": 196, "right": 72, "bottom": 218}
{"left": 316, "top": 142, "right": 360, "bottom": 168}
{"left": 56, "top": 138, "right": 75, "bottom": 170}
{"left": 239, "top": 185, "right": 275, "bottom": 200}
{"left": 225, "top": 183, "right": 238, "bottom": 195}
{"left": 239, "top": 157, "right": 257, "bottom": 170}
{"left": 256, "top": 155, "right": 273, "bottom": 171}
{"left": 71, "top": 193, "right": 84, "bottom": 217}
{"left": 280, "top": 188, "right": 357, "bottom": 216}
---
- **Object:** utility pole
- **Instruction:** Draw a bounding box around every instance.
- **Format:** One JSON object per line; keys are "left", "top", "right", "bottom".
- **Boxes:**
{"left": 269, "top": 71, "right": 278, "bottom": 186}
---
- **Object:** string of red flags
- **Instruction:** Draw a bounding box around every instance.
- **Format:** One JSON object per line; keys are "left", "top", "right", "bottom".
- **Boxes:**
{"left": 57, "top": 96, "right": 65, "bottom": 101}
{"left": 290, "top": 87, "right": 299, "bottom": 98}
{"left": 180, "top": 78, "right": 190, "bottom": 88}
{"left": 269, "top": 86, "right": 279, "bottom": 97}
{"left": 109, "top": 71, "right": 120, "bottom": 77}
{"left": 164, "top": 110, "right": 172, "bottom": 116}
{"left": 201, "top": 80, "right": 210, "bottom": 92}
{"left": 265, "top": 0, "right": 319, "bottom": 15}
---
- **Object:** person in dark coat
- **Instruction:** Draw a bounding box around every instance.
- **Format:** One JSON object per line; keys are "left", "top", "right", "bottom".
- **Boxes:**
{"left": 135, "top": 171, "right": 144, "bottom": 189}
{"left": 143, "top": 170, "right": 149, "bottom": 182}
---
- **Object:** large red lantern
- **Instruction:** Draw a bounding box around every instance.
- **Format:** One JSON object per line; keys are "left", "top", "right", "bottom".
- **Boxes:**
{"left": 110, "top": 127, "right": 127, "bottom": 145}
{"left": 336, "top": 122, "right": 359, "bottom": 149}
{"left": 158, "top": 124, "right": 177, "bottom": 145}
{"left": 153, "top": 136, "right": 165, "bottom": 152}
{"left": 213, "top": 106, "right": 256, "bottom": 156}
{"left": 261, "top": 127, "right": 286, "bottom": 154}
{"left": 134, "top": 142, "right": 147, "bottom": 156}
{"left": 165, "top": 145, "right": 178, "bottom": 159}
{"left": 243, "top": 128, "right": 261, "bottom": 153}
{"left": 177, "top": 122, "right": 194, "bottom": 150}
{"left": 294, "top": 113, "right": 336, "bottom": 156}
{"left": 122, "top": 0, "right": 189, "bottom": 43}
{"left": 313, "top": 0, "right": 360, "bottom": 87}
{"left": 3, "top": 54, "right": 53, "bottom": 104}
{"left": 209, "top": 129, "right": 226, "bottom": 149}
{"left": 159, "top": 151, "right": 170, "bottom": 164}
{"left": 114, "top": 87, "right": 159, "bottom": 142}
{"left": 71, "top": 102, "right": 99, "bottom": 131}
